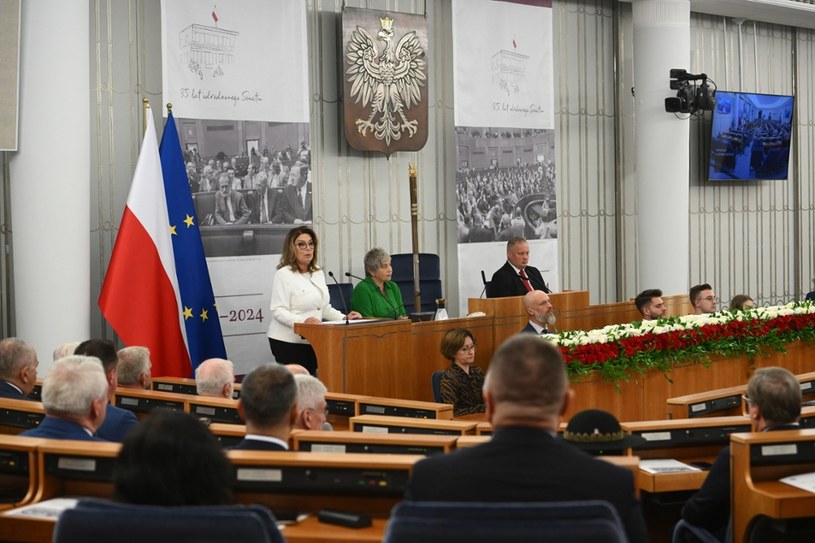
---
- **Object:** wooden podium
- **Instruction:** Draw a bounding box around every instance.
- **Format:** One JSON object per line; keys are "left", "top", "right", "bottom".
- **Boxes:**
{"left": 295, "top": 316, "right": 495, "bottom": 402}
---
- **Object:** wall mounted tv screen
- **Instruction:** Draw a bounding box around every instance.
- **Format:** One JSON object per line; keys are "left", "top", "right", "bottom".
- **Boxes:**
{"left": 707, "top": 91, "right": 794, "bottom": 181}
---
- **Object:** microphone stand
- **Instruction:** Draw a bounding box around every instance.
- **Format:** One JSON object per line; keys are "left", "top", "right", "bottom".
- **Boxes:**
{"left": 346, "top": 272, "right": 402, "bottom": 320}
{"left": 328, "top": 271, "right": 350, "bottom": 326}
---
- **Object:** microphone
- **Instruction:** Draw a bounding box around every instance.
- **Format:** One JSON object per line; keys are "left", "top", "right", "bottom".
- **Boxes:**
{"left": 327, "top": 271, "right": 350, "bottom": 325}
{"left": 479, "top": 270, "right": 488, "bottom": 298}
{"left": 345, "top": 272, "right": 403, "bottom": 319}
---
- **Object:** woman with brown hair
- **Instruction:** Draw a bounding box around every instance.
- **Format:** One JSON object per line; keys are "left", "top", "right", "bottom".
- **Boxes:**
{"left": 438, "top": 328, "right": 485, "bottom": 417}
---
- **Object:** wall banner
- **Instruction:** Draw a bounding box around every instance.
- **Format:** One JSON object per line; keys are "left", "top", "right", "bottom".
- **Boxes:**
{"left": 161, "top": 0, "right": 310, "bottom": 374}
{"left": 452, "top": 0, "right": 559, "bottom": 316}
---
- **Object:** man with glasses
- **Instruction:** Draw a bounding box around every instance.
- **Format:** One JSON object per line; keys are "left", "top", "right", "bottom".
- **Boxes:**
{"left": 690, "top": 283, "right": 718, "bottom": 315}
{"left": 294, "top": 374, "right": 331, "bottom": 431}
{"left": 675, "top": 367, "right": 801, "bottom": 542}
{"left": 231, "top": 363, "right": 298, "bottom": 451}
{"left": 521, "top": 290, "right": 555, "bottom": 334}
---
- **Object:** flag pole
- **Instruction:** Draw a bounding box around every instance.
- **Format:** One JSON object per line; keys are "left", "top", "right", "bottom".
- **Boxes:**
{"left": 409, "top": 162, "right": 421, "bottom": 313}
{"left": 142, "top": 98, "right": 150, "bottom": 134}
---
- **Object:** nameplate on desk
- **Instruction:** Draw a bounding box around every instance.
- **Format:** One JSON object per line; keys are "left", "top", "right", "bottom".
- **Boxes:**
{"left": 195, "top": 406, "right": 216, "bottom": 416}
{"left": 641, "top": 431, "right": 671, "bottom": 442}
{"left": 691, "top": 403, "right": 707, "bottom": 413}
{"left": 361, "top": 426, "right": 389, "bottom": 434}
{"left": 57, "top": 457, "right": 96, "bottom": 472}
{"left": 762, "top": 443, "right": 798, "bottom": 457}
{"left": 156, "top": 384, "right": 173, "bottom": 392}
{"left": 236, "top": 468, "right": 283, "bottom": 482}
{"left": 311, "top": 444, "right": 346, "bottom": 453}
{"left": 802, "top": 382, "right": 813, "bottom": 391}
{"left": 120, "top": 397, "right": 139, "bottom": 406}
{"left": 364, "top": 405, "right": 386, "bottom": 415}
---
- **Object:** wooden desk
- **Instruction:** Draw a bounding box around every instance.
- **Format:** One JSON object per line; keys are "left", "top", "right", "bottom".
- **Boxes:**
{"left": 0, "top": 398, "right": 44, "bottom": 435}
{"left": 666, "top": 384, "right": 746, "bottom": 419}
{"left": 186, "top": 395, "right": 241, "bottom": 424}
{"left": 731, "top": 429, "right": 815, "bottom": 543}
{"left": 350, "top": 415, "right": 477, "bottom": 436}
{"left": 228, "top": 450, "right": 421, "bottom": 518}
{"left": 0, "top": 436, "right": 47, "bottom": 510}
{"left": 623, "top": 416, "right": 751, "bottom": 494}
{"left": 356, "top": 396, "right": 453, "bottom": 420}
{"left": 112, "top": 388, "right": 189, "bottom": 418}
{"left": 282, "top": 515, "right": 386, "bottom": 542}
{"left": 293, "top": 430, "right": 458, "bottom": 455}
{"left": 33, "top": 440, "right": 120, "bottom": 503}
{"left": 295, "top": 316, "right": 494, "bottom": 402}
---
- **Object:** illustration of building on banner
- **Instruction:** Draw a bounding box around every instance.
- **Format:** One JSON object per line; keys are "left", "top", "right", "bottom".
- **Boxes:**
{"left": 491, "top": 49, "right": 529, "bottom": 96}
{"left": 179, "top": 24, "right": 239, "bottom": 79}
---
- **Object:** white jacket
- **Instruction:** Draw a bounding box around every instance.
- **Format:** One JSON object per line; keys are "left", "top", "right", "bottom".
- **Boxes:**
{"left": 267, "top": 266, "right": 344, "bottom": 344}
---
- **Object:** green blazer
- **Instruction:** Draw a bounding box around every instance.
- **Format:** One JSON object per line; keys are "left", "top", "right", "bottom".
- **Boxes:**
{"left": 350, "top": 276, "right": 407, "bottom": 318}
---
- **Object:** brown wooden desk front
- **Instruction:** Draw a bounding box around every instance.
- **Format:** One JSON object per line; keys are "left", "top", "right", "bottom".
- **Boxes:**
{"left": 730, "top": 429, "right": 815, "bottom": 543}
{"left": 295, "top": 316, "right": 495, "bottom": 401}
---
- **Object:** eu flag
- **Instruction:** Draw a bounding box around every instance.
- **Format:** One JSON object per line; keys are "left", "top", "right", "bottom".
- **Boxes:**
{"left": 159, "top": 112, "right": 227, "bottom": 372}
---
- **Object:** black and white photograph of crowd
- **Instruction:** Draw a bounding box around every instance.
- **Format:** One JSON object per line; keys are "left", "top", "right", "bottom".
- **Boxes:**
{"left": 455, "top": 126, "right": 557, "bottom": 243}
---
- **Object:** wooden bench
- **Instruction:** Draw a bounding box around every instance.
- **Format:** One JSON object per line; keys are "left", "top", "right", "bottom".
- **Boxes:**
{"left": 293, "top": 430, "right": 458, "bottom": 455}
{"left": 349, "top": 415, "right": 477, "bottom": 436}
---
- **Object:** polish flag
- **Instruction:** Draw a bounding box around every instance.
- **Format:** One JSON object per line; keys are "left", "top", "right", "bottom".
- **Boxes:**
{"left": 99, "top": 113, "right": 190, "bottom": 377}
{"left": 212, "top": 8, "right": 218, "bottom": 23}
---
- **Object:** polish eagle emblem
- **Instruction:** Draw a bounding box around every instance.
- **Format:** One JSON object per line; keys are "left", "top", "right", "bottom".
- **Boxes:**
{"left": 345, "top": 16, "right": 427, "bottom": 145}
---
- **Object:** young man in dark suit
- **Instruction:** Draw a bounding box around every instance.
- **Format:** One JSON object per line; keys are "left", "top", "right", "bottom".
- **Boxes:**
{"left": 488, "top": 237, "right": 550, "bottom": 297}
{"left": 404, "top": 335, "right": 648, "bottom": 543}
{"left": 231, "top": 363, "right": 298, "bottom": 451}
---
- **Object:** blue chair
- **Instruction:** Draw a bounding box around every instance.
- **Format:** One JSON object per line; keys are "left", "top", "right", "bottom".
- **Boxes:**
{"left": 431, "top": 371, "right": 445, "bottom": 403}
{"left": 327, "top": 281, "right": 353, "bottom": 313}
{"left": 53, "top": 498, "right": 285, "bottom": 543}
{"left": 384, "top": 500, "right": 629, "bottom": 543}
{"left": 390, "top": 253, "right": 443, "bottom": 313}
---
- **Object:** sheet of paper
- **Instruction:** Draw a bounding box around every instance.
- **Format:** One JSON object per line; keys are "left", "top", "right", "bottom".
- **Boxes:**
{"left": 639, "top": 459, "right": 701, "bottom": 474}
{"left": 3, "top": 497, "right": 78, "bottom": 519}
{"left": 780, "top": 471, "right": 815, "bottom": 493}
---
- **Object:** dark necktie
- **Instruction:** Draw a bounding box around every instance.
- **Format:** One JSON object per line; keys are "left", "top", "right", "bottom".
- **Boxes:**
{"left": 519, "top": 269, "right": 533, "bottom": 292}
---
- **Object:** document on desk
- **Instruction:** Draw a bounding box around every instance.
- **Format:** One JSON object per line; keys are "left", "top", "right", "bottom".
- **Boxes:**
{"left": 3, "top": 497, "right": 78, "bottom": 519}
{"left": 322, "top": 319, "right": 386, "bottom": 325}
{"left": 639, "top": 459, "right": 701, "bottom": 474}
{"left": 780, "top": 471, "right": 815, "bottom": 493}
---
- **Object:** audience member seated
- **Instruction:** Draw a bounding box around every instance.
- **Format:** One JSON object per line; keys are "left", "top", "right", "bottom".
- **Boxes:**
{"left": 521, "top": 290, "right": 556, "bottom": 334}
{"left": 214, "top": 174, "right": 251, "bottom": 225}
{"left": 117, "top": 346, "right": 152, "bottom": 390}
{"left": 284, "top": 363, "right": 310, "bottom": 376}
{"left": 294, "top": 374, "right": 331, "bottom": 430}
{"left": 0, "top": 337, "right": 39, "bottom": 400}
{"left": 21, "top": 355, "right": 108, "bottom": 441}
{"left": 405, "top": 335, "right": 648, "bottom": 543}
{"left": 488, "top": 237, "right": 550, "bottom": 298}
{"left": 728, "top": 294, "right": 754, "bottom": 311}
{"left": 675, "top": 367, "right": 801, "bottom": 543}
{"left": 438, "top": 328, "right": 486, "bottom": 417}
{"left": 562, "top": 409, "right": 644, "bottom": 456}
{"left": 350, "top": 247, "right": 407, "bottom": 318}
{"left": 113, "top": 410, "right": 234, "bottom": 505}
{"left": 52, "top": 341, "right": 80, "bottom": 362}
{"left": 75, "top": 339, "right": 138, "bottom": 442}
{"left": 232, "top": 363, "right": 297, "bottom": 451}
{"left": 689, "top": 283, "right": 718, "bottom": 315}
{"left": 634, "top": 289, "right": 667, "bottom": 321}
{"left": 196, "top": 358, "right": 235, "bottom": 399}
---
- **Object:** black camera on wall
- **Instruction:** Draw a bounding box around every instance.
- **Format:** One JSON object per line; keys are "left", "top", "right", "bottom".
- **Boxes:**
{"left": 665, "top": 69, "right": 716, "bottom": 115}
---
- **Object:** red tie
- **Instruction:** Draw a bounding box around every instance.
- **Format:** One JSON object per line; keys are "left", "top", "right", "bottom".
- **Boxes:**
{"left": 519, "top": 269, "right": 533, "bottom": 292}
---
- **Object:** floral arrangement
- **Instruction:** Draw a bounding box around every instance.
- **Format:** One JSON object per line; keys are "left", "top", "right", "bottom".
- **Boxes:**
{"left": 543, "top": 301, "right": 815, "bottom": 384}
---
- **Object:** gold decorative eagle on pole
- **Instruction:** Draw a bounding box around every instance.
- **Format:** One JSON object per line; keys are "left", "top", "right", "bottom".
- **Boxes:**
{"left": 342, "top": 8, "right": 429, "bottom": 157}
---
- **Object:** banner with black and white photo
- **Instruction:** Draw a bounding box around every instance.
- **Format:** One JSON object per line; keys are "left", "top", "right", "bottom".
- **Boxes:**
{"left": 452, "top": 0, "right": 559, "bottom": 315}
{"left": 161, "top": 0, "right": 310, "bottom": 373}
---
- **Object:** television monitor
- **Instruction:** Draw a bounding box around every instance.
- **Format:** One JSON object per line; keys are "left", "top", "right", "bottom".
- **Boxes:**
{"left": 707, "top": 91, "right": 794, "bottom": 181}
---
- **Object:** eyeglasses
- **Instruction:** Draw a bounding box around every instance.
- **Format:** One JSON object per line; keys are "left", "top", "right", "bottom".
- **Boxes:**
{"left": 742, "top": 395, "right": 753, "bottom": 405}
{"left": 295, "top": 241, "right": 315, "bottom": 250}
{"left": 460, "top": 344, "right": 477, "bottom": 353}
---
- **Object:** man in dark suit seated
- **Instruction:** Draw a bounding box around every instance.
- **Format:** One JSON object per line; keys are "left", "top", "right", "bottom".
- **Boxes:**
{"left": 675, "top": 367, "right": 802, "bottom": 543}
{"left": 231, "top": 363, "right": 298, "bottom": 451}
{"left": 21, "top": 355, "right": 109, "bottom": 441}
{"left": 0, "top": 337, "right": 38, "bottom": 400}
{"left": 248, "top": 171, "right": 280, "bottom": 224}
{"left": 487, "top": 237, "right": 550, "bottom": 298}
{"left": 404, "top": 335, "right": 648, "bottom": 543}
{"left": 278, "top": 163, "right": 312, "bottom": 224}
{"left": 74, "top": 339, "right": 138, "bottom": 442}
{"left": 520, "top": 290, "right": 556, "bottom": 334}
